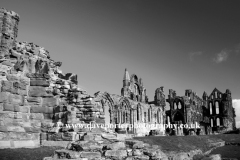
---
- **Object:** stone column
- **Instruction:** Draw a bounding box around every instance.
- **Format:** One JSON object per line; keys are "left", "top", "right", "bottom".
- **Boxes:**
{"left": 0, "top": 8, "right": 20, "bottom": 58}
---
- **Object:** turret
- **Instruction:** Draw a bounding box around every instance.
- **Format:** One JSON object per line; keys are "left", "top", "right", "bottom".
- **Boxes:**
{"left": 123, "top": 68, "right": 130, "bottom": 87}
{"left": 154, "top": 86, "right": 165, "bottom": 106}
{"left": 185, "top": 89, "right": 192, "bottom": 97}
{"left": 226, "top": 89, "right": 231, "bottom": 95}
{"left": 202, "top": 91, "right": 208, "bottom": 101}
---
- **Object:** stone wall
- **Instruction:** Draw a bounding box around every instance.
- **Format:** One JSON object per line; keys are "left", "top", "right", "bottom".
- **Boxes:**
{"left": 0, "top": 8, "right": 107, "bottom": 148}
{"left": 0, "top": 8, "right": 19, "bottom": 59}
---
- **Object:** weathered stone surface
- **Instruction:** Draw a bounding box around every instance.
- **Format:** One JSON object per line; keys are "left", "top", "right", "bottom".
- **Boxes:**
{"left": 106, "top": 142, "right": 126, "bottom": 150}
{"left": 83, "top": 134, "right": 95, "bottom": 141}
{"left": 29, "top": 113, "right": 44, "bottom": 120}
{"left": 133, "top": 155, "right": 150, "bottom": 160}
{"left": 30, "top": 106, "right": 53, "bottom": 114}
{"left": 30, "top": 79, "right": 49, "bottom": 87}
{"left": 3, "top": 103, "right": 29, "bottom": 113}
{"left": 0, "top": 126, "right": 25, "bottom": 132}
{"left": 42, "top": 97, "right": 59, "bottom": 107}
{"left": 8, "top": 93, "right": 24, "bottom": 105}
{"left": 0, "top": 92, "right": 10, "bottom": 102}
{"left": 133, "top": 149, "right": 142, "bottom": 156}
{"left": 133, "top": 141, "right": 145, "bottom": 149}
{"left": 28, "top": 86, "right": 53, "bottom": 97}
{"left": 201, "top": 154, "right": 221, "bottom": 160}
{"left": 54, "top": 149, "right": 81, "bottom": 159}
{"left": 80, "top": 152, "right": 101, "bottom": 159}
{"left": 0, "top": 111, "right": 24, "bottom": 119}
{"left": 105, "top": 150, "right": 127, "bottom": 159}
{"left": 27, "top": 97, "right": 42, "bottom": 103}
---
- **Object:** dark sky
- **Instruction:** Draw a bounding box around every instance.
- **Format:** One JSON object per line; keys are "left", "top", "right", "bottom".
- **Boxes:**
{"left": 1, "top": 0, "right": 240, "bottom": 125}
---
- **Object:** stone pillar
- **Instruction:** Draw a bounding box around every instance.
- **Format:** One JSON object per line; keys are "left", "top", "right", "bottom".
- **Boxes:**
{"left": 0, "top": 8, "right": 20, "bottom": 58}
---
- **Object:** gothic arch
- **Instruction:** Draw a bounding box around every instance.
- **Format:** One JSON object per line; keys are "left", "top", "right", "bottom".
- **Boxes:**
{"left": 172, "top": 111, "right": 184, "bottom": 123}
{"left": 94, "top": 92, "right": 116, "bottom": 123}
{"left": 130, "top": 74, "right": 139, "bottom": 83}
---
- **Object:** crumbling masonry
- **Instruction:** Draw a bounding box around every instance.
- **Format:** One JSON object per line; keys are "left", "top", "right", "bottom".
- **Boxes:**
{"left": 0, "top": 8, "right": 236, "bottom": 149}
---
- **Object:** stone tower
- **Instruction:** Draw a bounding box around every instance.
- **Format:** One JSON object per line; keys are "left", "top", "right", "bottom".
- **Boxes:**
{"left": 0, "top": 8, "right": 20, "bottom": 58}
{"left": 121, "top": 68, "right": 130, "bottom": 97}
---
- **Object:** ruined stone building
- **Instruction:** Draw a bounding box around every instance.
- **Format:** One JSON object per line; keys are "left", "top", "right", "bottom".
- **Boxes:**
{"left": 165, "top": 88, "right": 236, "bottom": 136}
{"left": 94, "top": 69, "right": 166, "bottom": 136}
{"left": 0, "top": 8, "right": 236, "bottom": 148}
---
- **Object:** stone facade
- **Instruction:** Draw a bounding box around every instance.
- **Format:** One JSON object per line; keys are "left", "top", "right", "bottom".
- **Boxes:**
{"left": 0, "top": 8, "right": 236, "bottom": 149}
{"left": 94, "top": 69, "right": 166, "bottom": 136}
{"left": 166, "top": 88, "right": 236, "bottom": 136}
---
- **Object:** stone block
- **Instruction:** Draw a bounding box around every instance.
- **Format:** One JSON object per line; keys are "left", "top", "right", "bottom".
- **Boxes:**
{"left": 54, "top": 149, "right": 81, "bottom": 159}
{"left": 30, "top": 79, "right": 50, "bottom": 87}
{"left": 0, "top": 103, "right": 3, "bottom": 111}
{"left": 28, "top": 86, "right": 53, "bottom": 97}
{"left": 42, "top": 97, "right": 59, "bottom": 107}
{"left": 12, "top": 81, "right": 27, "bottom": 90}
{"left": 80, "top": 152, "right": 101, "bottom": 159}
{"left": 3, "top": 103, "right": 29, "bottom": 113}
{"left": 106, "top": 142, "right": 126, "bottom": 150}
{"left": 13, "top": 140, "right": 40, "bottom": 148}
{"left": 105, "top": 150, "right": 127, "bottom": 159}
{"left": 41, "top": 132, "right": 47, "bottom": 140}
{"left": 0, "top": 111, "right": 23, "bottom": 119}
{"left": 0, "top": 126, "right": 25, "bottom": 132}
{"left": 133, "top": 149, "right": 142, "bottom": 156}
{"left": 133, "top": 155, "right": 149, "bottom": 160}
{"left": 6, "top": 74, "right": 19, "bottom": 82}
{"left": 20, "top": 76, "right": 30, "bottom": 86}
{"left": 1, "top": 80, "right": 12, "bottom": 92}
{"left": 41, "top": 122, "right": 55, "bottom": 130}
{"left": 27, "top": 97, "right": 42, "bottom": 103}
{"left": 0, "top": 92, "right": 10, "bottom": 103}
{"left": 47, "top": 133, "right": 62, "bottom": 141}
{"left": 30, "top": 106, "right": 53, "bottom": 114}
{"left": 43, "top": 113, "right": 54, "bottom": 120}
{"left": 7, "top": 132, "right": 40, "bottom": 140}
{"left": 0, "top": 140, "right": 11, "bottom": 148}
{"left": 83, "top": 134, "right": 95, "bottom": 141}
{"left": 29, "top": 113, "right": 44, "bottom": 120}
{"left": 8, "top": 94, "right": 24, "bottom": 105}
{"left": 24, "top": 127, "right": 41, "bottom": 133}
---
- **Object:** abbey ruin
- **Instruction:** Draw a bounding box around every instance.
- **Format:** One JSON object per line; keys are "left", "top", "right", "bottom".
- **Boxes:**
{"left": 0, "top": 8, "right": 236, "bottom": 149}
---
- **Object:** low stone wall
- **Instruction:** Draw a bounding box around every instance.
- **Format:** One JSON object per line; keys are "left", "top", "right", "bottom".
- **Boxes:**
{"left": 43, "top": 129, "right": 224, "bottom": 160}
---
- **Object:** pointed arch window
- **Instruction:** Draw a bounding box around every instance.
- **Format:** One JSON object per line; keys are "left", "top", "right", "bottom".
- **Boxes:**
{"left": 148, "top": 108, "right": 151, "bottom": 122}
{"left": 211, "top": 119, "right": 213, "bottom": 127}
{"left": 167, "top": 116, "right": 170, "bottom": 124}
{"left": 144, "top": 112, "right": 147, "bottom": 123}
{"left": 210, "top": 103, "right": 212, "bottom": 115}
{"left": 215, "top": 101, "right": 219, "bottom": 114}
{"left": 122, "top": 111, "right": 125, "bottom": 123}
{"left": 174, "top": 102, "right": 177, "bottom": 110}
{"left": 137, "top": 106, "right": 140, "bottom": 121}
{"left": 216, "top": 118, "right": 220, "bottom": 126}
{"left": 215, "top": 91, "right": 218, "bottom": 99}
{"left": 118, "top": 110, "right": 120, "bottom": 123}
{"left": 178, "top": 102, "right": 182, "bottom": 109}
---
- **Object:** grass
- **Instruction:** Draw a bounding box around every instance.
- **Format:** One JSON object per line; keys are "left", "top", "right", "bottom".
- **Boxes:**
{"left": 210, "top": 145, "right": 240, "bottom": 159}
{"left": 134, "top": 135, "right": 223, "bottom": 152}
{"left": 134, "top": 134, "right": 240, "bottom": 159}
{"left": 0, "top": 146, "right": 63, "bottom": 160}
